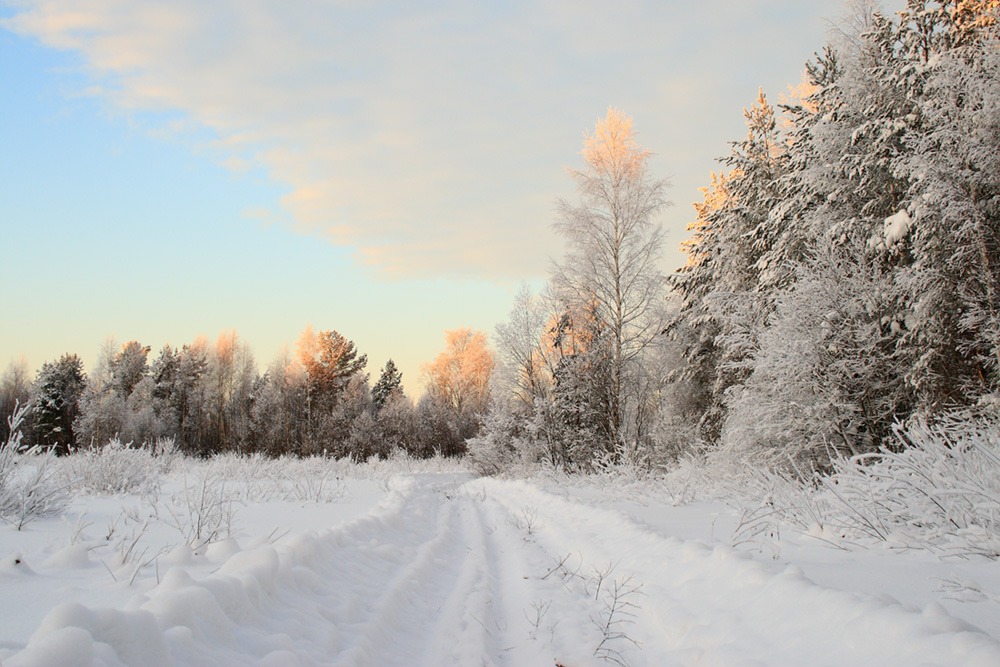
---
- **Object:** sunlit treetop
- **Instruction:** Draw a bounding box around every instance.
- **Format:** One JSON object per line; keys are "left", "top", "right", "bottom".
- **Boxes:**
{"left": 580, "top": 107, "right": 652, "bottom": 183}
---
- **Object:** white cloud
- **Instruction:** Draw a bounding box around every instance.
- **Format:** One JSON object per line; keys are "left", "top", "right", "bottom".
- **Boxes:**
{"left": 4, "top": 0, "right": 861, "bottom": 279}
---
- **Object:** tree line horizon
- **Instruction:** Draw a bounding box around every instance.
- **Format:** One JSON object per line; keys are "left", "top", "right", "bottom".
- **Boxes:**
{"left": 0, "top": 324, "right": 494, "bottom": 460}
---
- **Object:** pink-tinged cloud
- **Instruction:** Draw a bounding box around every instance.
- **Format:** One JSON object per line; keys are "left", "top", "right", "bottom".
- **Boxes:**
{"left": 4, "top": 0, "right": 872, "bottom": 279}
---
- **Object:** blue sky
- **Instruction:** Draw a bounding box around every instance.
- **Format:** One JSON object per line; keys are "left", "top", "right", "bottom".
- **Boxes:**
{"left": 1, "top": 0, "right": 902, "bottom": 395}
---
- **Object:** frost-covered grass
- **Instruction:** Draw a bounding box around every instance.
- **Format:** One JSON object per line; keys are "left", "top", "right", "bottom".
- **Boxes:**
{"left": 58, "top": 437, "right": 178, "bottom": 496}
{"left": 677, "top": 412, "right": 1000, "bottom": 560}
{"left": 813, "top": 415, "right": 1000, "bottom": 558}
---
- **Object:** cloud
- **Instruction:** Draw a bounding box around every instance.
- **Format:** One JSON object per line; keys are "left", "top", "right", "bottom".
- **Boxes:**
{"left": 4, "top": 0, "right": 854, "bottom": 279}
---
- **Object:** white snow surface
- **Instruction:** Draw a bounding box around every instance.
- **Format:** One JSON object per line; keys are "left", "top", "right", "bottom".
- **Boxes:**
{"left": 3, "top": 468, "right": 1000, "bottom": 666}
{"left": 884, "top": 209, "right": 913, "bottom": 246}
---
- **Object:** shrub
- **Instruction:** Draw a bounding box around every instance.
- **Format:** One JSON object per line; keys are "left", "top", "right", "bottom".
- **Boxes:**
{"left": 59, "top": 437, "right": 172, "bottom": 495}
{"left": 0, "top": 402, "right": 69, "bottom": 528}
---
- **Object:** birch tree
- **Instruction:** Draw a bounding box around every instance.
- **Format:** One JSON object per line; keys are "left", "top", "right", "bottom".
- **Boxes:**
{"left": 552, "top": 107, "right": 670, "bottom": 447}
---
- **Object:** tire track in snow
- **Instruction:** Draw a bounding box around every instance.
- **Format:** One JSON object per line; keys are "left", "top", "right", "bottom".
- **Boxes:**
{"left": 331, "top": 488, "right": 464, "bottom": 666}
{"left": 471, "top": 488, "right": 621, "bottom": 666}
{"left": 418, "top": 496, "right": 494, "bottom": 666}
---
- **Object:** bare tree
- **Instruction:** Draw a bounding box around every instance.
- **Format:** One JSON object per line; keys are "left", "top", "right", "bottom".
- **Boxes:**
{"left": 552, "top": 107, "right": 671, "bottom": 444}
{"left": 422, "top": 328, "right": 494, "bottom": 422}
{"left": 493, "top": 283, "right": 551, "bottom": 413}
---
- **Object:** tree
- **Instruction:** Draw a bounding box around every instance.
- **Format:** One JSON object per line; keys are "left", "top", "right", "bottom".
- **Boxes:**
{"left": 175, "top": 337, "right": 210, "bottom": 454}
{"left": 371, "top": 359, "right": 403, "bottom": 412}
{"left": 297, "top": 326, "right": 367, "bottom": 408}
{"left": 723, "top": 232, "right": 914, "bottom": 469}
{"left": 250, "top": 348, "right": 308, "bottom": 456}
{"left": 493, "top": 283, "right": 552, "bottom": 414}
{"left": 31, "top": 354, "right": 86, "bottom": 454}
{"left": 296, "top": 326, "right": 368, "bottom": 452}
{"left": 546, "top": 339, "right": 615, "bottom": 468}
{"left": 553, "top": 107, "right": 670, "bottom": 446}
{"left": 669, "top": 91, "right": 788, "bottom": 443}
{"left": 416, "top": 392, "right": 466, "bottom": 457}
{"left": 466, "top": 391, "right": 525, "bottom": 473}
{"left": 207, "top": 330, "right": 257, "bottom": 452}
{"left": 896, "top": 5, "right": 1000, "bottom": 402}
{"left": 377, "top": 392, "right": 421, "bottom": 456}
{"left": 422, "top": 328, "right": 494, "bottom": 423}
{"left": 328, "top": 374, "right": 373, "bottom": 458}
{"left": 112, "top": 341, "right": 150, "bottom": 398}
{"left": 150, "top": 344, "right": 181, "bottom": 437}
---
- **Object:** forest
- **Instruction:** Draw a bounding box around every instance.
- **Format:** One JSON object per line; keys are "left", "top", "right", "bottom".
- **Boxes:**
{"left": 3, "top": 0, "right": 1000, "bottom": 482}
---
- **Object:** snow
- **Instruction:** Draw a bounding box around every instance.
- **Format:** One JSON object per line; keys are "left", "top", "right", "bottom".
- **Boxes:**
{"left": 884, "top": 209, "right": 913, "bottom": 246}
{"left": 3, "top": 462, "right": 1000, "bottom": 666}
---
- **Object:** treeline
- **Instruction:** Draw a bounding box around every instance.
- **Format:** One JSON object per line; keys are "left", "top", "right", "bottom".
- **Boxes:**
{"left": 472, "top": 1, "right": 1000, "bottom": 473}
{"left": 0, "top": 326, "right": 494, "bottom": 459}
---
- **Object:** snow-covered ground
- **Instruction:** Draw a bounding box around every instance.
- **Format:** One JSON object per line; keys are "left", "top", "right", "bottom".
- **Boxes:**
{"left": 3, "top": 460, "right": 1000, "bottom": 666}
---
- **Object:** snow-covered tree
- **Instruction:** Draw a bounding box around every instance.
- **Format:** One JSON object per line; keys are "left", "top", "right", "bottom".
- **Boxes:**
{"left": 377, "top": 392, "right": 421, "bottom": 456}
{"left": 896, "top": 5, "right": 1000, "bottom": 403}
{"left": 466, "top": 390, "right": 527, "bottom": 474}
{"left": 492, "top": 283, "right": 552, "bottom": 414}
{"left": 31, "top": 353, "right": 86, "bottom": 454}
{"left": 371, "top": 359, "right": 403, "bottom": 412}
{"left": 174, "top": 337, "right": 211, "bottom": 454}
{"left": 250, "top": 349, "right": 308, "bottom": 456}
{"left": 670, "top": 91, "right": 788, "bottom": 443}
{"left": 298, "top": 327, "right": 367, "bottom": 405}
{"left": 0, "top": 357, "right": 32, "bottom": 445}
{"left": 723, "top": 232, "right": 914, "bottom": 468}
{"left": 296, "top": 326, "right": 368, "bottom": 451}
{"left": 422, "top": 328, "right": 494, "bottom": 427}
{"left": 111, "top": 340, "right": 150, "bottom": 398}
{"left": 553, "top": 107, "right": 670, "bottom": 446}
{"left": 416, "top": 392, "right": 466, "bottom": 457}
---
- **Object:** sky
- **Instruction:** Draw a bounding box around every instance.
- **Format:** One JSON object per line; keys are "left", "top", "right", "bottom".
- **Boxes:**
{"left": 0, "top": 0, "right": 904, "bottom": 396}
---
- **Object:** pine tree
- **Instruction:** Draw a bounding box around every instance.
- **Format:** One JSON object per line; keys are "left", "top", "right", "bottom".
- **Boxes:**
{"left": 298, "top": 328, "right": 368, "bottom": 408}
{"left": 111, "top": 341, "right": 150, "bottom": 398}
{"left": 371, "top": 359, "right": 403, "bottom": 412}
{"left": 896, "top": 2, "right": 1000, "bottom": 402}
{"left": 31, "top": 354, "right": 86, "bottom": 454}
{"left": 669, "top": 91, "right": 787, "bottom": 443}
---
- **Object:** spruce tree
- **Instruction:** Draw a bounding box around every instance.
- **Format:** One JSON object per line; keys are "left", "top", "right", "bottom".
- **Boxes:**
{"left": 31, "top": 354, "right": 86, "bottom": 454}
{"left": 372, "top": 359, "right": 403, "bottom": 411}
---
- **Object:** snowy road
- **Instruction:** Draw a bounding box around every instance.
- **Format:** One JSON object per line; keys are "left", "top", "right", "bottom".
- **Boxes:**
{"left": 9, "top": 473, "right": 1000, "bottom": 666}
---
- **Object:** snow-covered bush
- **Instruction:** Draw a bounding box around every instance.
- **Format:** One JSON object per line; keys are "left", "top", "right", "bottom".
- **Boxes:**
{"left": 0, "top": 402, "right": 69, "bottom": 528}
{"left": 58, "top": 437, "right": 173, "bottom": 495}
{"left": 163, "top": 469, "right": 239, "bottom": 549}
{"left": 721, "top": 232, "right": 913, "bottom": 470}
{"left": 815, "top": 413, "right": 1000, "bottom": 557}
{"left": 0, "top": 403, "right": 26, "bottom": 507}
{"left": 467, "top": 394, "right": 525, "bottom": 475}
{"left": 347, "top": 449, "right": 473, "bottom": 479}
{"left": 725, "top": 412, "right": 1000, "bottom": 558}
